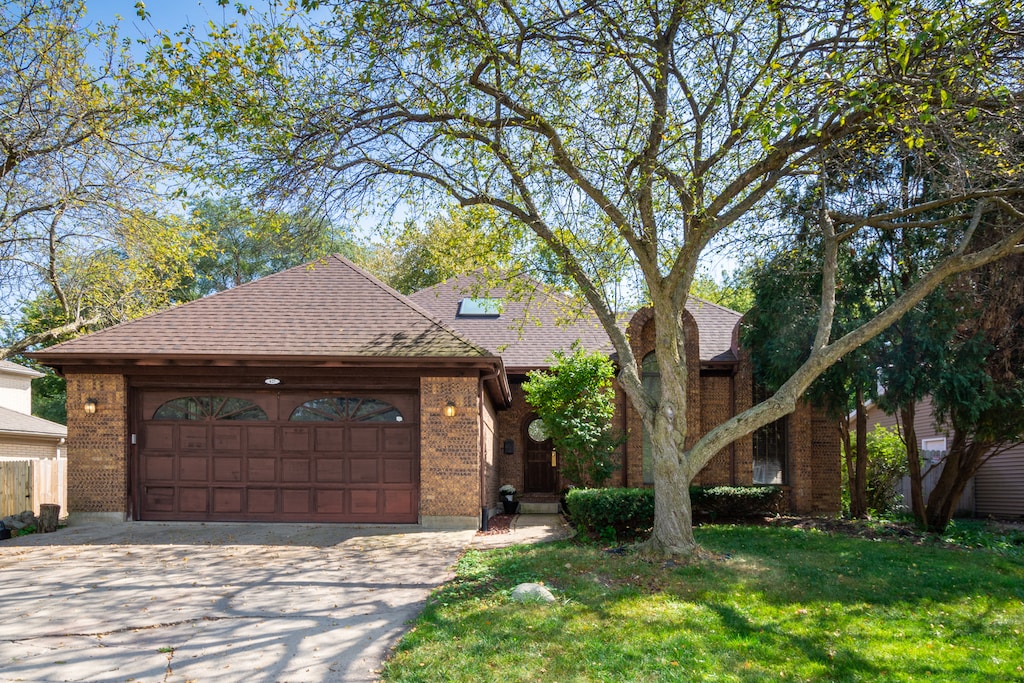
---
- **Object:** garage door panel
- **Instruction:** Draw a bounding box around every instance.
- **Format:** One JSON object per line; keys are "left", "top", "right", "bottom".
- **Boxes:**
{"left": 248, "top": 489, "right": 276, "bottom": 514}
{"left": 383, "top": 427, "right": 412, "bottom": 452}
{"left": 213, "top": 426, "right": 242, "bottom": 451}
{"left": 316, "top": 489, "right": 344, "bottom": 514}
{"left": 383, "top": 458, "right": 414, "bottom": 484}
{"left": 282, "top": 489, "right": 311, "bottom": 514}
{"left": 314, "top": 427, "right": 345, "bottom": 452}
{"left": 179, "top": 456, "right": 209, "bottom": 481}
{"left": 145, "top": 487, "right": 175, "bottom": 512}
{"left": 143, "top": 425, "right": 174, "bottom": 450}
{"left": 142, "top": 455, "right": 175, "bottom": 481}
{"left": 350, "top": 489, "right": 379, "bottom": 515}
{"left": 350, "top": 458, "right": 379, "bottom": 483}
{"left": 247, "top": 426, "right": 276, "bottom": 450}
{"left": 384, "top": 489, "right": 415, "bottom": 515}
{"left": 179, "top": 488, "right": 209, "bottom": 513}
{"left": 315, "top": 457, "right": 345, "bottom": 483}
{"left": 247, "top": 457, "right": 276, "bottom": 482}
{"left": 213, "top": 488, "right": 243, "bottom": 513}
{"left": 282, "top": 458, "right": 311, "bottom": 482}
{"left": 180, "top": 426, "right": 208, "bottom": 450}
{"left": 138, "top": 390, "right": 419, "bottom": 523}
{"left": 349, "top": 428, "right": 379, "bottom": 452}
{"left": 213, "top": 457, "right": 242, "bottom": 482}
{"left": 282, "top": 427, "right": 310, "bottom": 451}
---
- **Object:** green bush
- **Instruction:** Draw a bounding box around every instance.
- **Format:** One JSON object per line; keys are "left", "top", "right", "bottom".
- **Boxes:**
{"left": 690, "top": 485, "right": 784, "bottom": 519}
{"left": 566, "top": 486, "right": 784, "bottom": 541}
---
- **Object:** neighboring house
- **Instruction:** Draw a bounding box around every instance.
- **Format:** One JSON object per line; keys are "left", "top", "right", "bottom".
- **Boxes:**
{"left": 31, "top": 256, "right": 839, "bottom": 527}
{"left": 864, "top": 396, "right": 1024, "bottom": 518}
{"left": 0, "top": 360, "right": 68, "bottom": 515}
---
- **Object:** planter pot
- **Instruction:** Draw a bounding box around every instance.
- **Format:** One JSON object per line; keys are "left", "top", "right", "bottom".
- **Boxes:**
{"left": 502, "top": 500, "right": 520, "bottom": 515}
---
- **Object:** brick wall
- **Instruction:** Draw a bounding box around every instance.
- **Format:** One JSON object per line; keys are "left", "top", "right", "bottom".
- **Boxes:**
{"left": 65, "top": 373, "right": 128, "bottom": 515}
{"left": 482, "top": 390, "right": 499, "bottom": 508}
{"left": 623, "top": 307, "right": 701, "bottom": 487}
{"left": 694, "top": 374, "right": 733, "bottom": 485}
{"left": 419, "top": 375, "right": 480, "bottom": 521}
{"left": 810, "top": 410, "right": 842, "bottom": 513}
{"left": 496, "top": 382, "right": 530, "bottom": 495}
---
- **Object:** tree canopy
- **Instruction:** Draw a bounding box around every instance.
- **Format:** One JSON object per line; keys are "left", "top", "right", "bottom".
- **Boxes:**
{"left": 140, "top": 0, "right": 1024, "bottom": 556}
{"left": 0, "top": 0, "right": 195, "bottom": 359}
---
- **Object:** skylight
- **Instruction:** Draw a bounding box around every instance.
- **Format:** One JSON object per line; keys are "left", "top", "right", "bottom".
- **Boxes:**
{"left": 457, "top": 297, "right": 503, "bottom": 317}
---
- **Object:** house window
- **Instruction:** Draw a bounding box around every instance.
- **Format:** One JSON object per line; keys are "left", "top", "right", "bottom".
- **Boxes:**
{"left": 457, "top": 298, "right": 503, "bottom": 317}
{"left": 921, "top": 437, "right": 947, "bottom": 451}
{"left": 640, "top": 352, "right": 660, "bottom": 485}
{"left": 289, "top": 397, "right": 404, "bottom": 422}
{"left": 152, "top": 396, "right": 268, "bottom": 421}
{"left": 752, "top": 385, "right": 787, "bottom": 485}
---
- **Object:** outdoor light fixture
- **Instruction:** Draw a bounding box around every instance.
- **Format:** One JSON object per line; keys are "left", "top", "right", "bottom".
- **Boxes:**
{"left": 84, "top": 398, "right": 98, "bottom": 414}
{"left": 444, "top": 401, "right": 456, "bottom": 418}
{"left": 264, "top": 377, "right": 282, "bottom": 386}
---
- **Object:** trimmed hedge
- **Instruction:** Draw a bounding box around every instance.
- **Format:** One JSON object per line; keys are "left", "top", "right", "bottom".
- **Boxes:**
{"left": 565, "top": 486, "right": 784, "bottom": 540}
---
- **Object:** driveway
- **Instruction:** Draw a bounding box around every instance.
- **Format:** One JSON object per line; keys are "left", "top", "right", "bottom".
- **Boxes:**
{"left": 0, "top": 523, "right": 476, "bottom": 682}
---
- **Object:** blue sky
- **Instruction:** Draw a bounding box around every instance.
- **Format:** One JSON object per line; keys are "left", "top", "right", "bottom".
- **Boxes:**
{"left": 84, "top": 0, "right": 220, "bottom": 34}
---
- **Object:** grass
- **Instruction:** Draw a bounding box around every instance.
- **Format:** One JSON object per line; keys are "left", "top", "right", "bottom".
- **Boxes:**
{"left": 382, "top": 523, "right": 1024, "bottom": 682}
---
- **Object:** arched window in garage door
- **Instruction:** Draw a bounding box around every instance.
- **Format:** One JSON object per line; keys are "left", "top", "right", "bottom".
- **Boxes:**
{"left": 152, "top": 396, "right": 268, "bottom": 421}
{"left": 289, "top": 397, "right": 404, "bottom": 422}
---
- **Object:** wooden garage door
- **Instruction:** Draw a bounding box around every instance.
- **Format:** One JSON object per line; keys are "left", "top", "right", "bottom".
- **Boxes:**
{"left": 136, "top": 391, "right": 419, "bottom": 523}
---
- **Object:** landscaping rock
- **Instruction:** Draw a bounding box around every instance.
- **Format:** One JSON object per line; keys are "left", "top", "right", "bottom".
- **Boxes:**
{"left": 510, "top": 582, "right": 556, "bottom": 603}
{"left": 2, "top": 511, "right": 37, "bottom": 531}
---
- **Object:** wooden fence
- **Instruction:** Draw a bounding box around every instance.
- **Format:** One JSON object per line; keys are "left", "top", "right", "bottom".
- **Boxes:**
{"left": 0, "top": 458, "right": 67, "bottom": 518}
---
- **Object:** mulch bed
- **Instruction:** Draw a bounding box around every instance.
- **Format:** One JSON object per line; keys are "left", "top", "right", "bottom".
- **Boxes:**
{"left": 477, "top": 513, "right": 515, "bottom": 535}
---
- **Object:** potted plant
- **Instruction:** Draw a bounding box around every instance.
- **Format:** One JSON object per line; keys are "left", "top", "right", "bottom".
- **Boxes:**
{"left": 499, "top": 484, "right": 519, "bottom": 514}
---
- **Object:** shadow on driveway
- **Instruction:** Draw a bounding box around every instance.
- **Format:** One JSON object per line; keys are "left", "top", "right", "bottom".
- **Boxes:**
{"left": 0, "top": 523, "right": 475, "bottom": 682}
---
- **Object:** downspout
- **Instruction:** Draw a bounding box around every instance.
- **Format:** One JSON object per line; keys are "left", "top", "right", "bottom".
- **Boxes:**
{"left": 479, "top": 375, "right": 488, "bottom": 531}
{"left": 730, "top": 367, "right": 737, "bottom": 486}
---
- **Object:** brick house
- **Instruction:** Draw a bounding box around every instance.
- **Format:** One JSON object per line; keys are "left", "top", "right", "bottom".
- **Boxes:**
{"left": 31, "top": 256, "right": 839, "bottom": 527}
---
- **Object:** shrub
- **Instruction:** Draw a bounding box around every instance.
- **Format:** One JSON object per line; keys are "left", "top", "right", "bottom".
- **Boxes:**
{"left": 566, "top": 486, "right": 784, "bottom": 541}
{"left": 690, "top": 485, "right": 784, "bottom": 519}
{"left": 565, "top": 488, "right": 654, "bottom": 541}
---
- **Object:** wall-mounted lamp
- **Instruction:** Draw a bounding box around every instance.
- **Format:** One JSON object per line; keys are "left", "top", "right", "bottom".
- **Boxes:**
{"left": 444, "top": 401, "right": 456, "bottom": 418}
{"left": 84, "top": 398, "right": 98, "bottom": 414}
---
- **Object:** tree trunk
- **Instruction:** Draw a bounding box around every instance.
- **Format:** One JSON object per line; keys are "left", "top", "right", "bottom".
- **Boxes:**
{"left": 923, "top": 434, "right": 987, "bottom": 533}
{"left": 641, "top": 403, "right": 698, "bottom": 557}
{"left": 900, "top": 403, "right": 927, "bottom": 526}
{"left": 848, "top": 389, "right": 869, "bottom": 518}
{"left": 38, "top": 504, "right": 60, "bottom": 533}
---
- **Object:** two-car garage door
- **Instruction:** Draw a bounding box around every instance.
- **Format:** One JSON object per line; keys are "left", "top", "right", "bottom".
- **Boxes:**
{"left": 135, "top": 390, "right": 419, "bottom": 523}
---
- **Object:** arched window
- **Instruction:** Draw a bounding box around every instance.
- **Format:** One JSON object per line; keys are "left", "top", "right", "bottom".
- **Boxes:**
{"left": 640, "top": 352, "right": 660, "bottom": 485}
{"left": 152, "top": 396, "right": 267, "bottom": 421}
{"left": 289, "top": 397, "right": 404, "bottom": 422}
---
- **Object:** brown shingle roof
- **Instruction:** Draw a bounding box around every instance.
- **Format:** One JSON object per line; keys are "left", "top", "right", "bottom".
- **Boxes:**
{"left": 409, "top": 273, "right": 613, "bottom": 371}
{"left": 410, "top": 272, "right": 743, "bottom": 368}
{"left": 0, "top": 405, "right": 67, "bottom": 439}
{"left": 33, "top": 255, "right": 490, "bottom": 361}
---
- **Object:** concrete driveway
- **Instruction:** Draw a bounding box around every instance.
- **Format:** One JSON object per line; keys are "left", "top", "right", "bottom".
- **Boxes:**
{"left": 0, "top": 523, "right": 476, "bottom": 682}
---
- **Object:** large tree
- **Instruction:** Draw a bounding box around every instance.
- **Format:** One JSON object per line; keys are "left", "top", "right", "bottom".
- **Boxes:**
{"left": 141, "top": 0, "right": 1024, "bottom": 557}
{"left": 0, "top": 0, "right": 191, "bottom": 359}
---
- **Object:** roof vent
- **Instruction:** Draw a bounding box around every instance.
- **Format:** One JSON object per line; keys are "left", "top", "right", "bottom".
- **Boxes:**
{"left": 457, "top": 298, "right": 503, "bottom": 317}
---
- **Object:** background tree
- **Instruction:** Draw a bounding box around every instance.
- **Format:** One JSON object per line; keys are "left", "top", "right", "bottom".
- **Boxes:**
{"left": 141, "top": 0, "right": 1024, "bottom": 557}
{"left": 523, "top": 344, "right": 620, "bottom": 488}
{"left": 365, "top": 206, "right": 524, "bottom": 294}
{"left": 0, "top": 0, "right": 192, "bottom": 359}
{"left": 179, "top": 197, "right": 363, "bottom": 300}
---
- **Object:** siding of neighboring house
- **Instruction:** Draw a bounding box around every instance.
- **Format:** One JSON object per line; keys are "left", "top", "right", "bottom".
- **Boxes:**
{"left": 865, "top": 396, "right": 1023, "bottom": 519}
{"left": 975, "top": 445, "right": 1024, "bottom": 518}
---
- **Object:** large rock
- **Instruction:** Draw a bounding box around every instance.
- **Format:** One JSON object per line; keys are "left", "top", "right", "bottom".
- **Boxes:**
{"left": 510, "top": 582, "right": 556, "bottom": 603}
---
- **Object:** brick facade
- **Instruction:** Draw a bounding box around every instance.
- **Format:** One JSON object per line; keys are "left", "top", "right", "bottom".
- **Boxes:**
{"left": 419, "top": 375, "right": 481, "bottom": 525}
{"left": 65, "top": 374, "right": 128, "bottom": 516}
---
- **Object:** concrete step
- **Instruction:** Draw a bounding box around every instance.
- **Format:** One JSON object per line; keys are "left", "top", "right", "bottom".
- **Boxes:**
{"left": 518, "top": 501, "right": 559, "bottom": 514}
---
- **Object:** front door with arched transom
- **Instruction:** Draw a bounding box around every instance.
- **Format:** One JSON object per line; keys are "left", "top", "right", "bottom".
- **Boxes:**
{"left": 523, "top": 416, "right": 557, "bottom": 493}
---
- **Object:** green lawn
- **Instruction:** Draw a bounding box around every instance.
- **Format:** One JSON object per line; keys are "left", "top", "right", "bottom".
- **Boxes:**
{"left": 382, "top": 524, "right": 1024, "bottom": 682}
